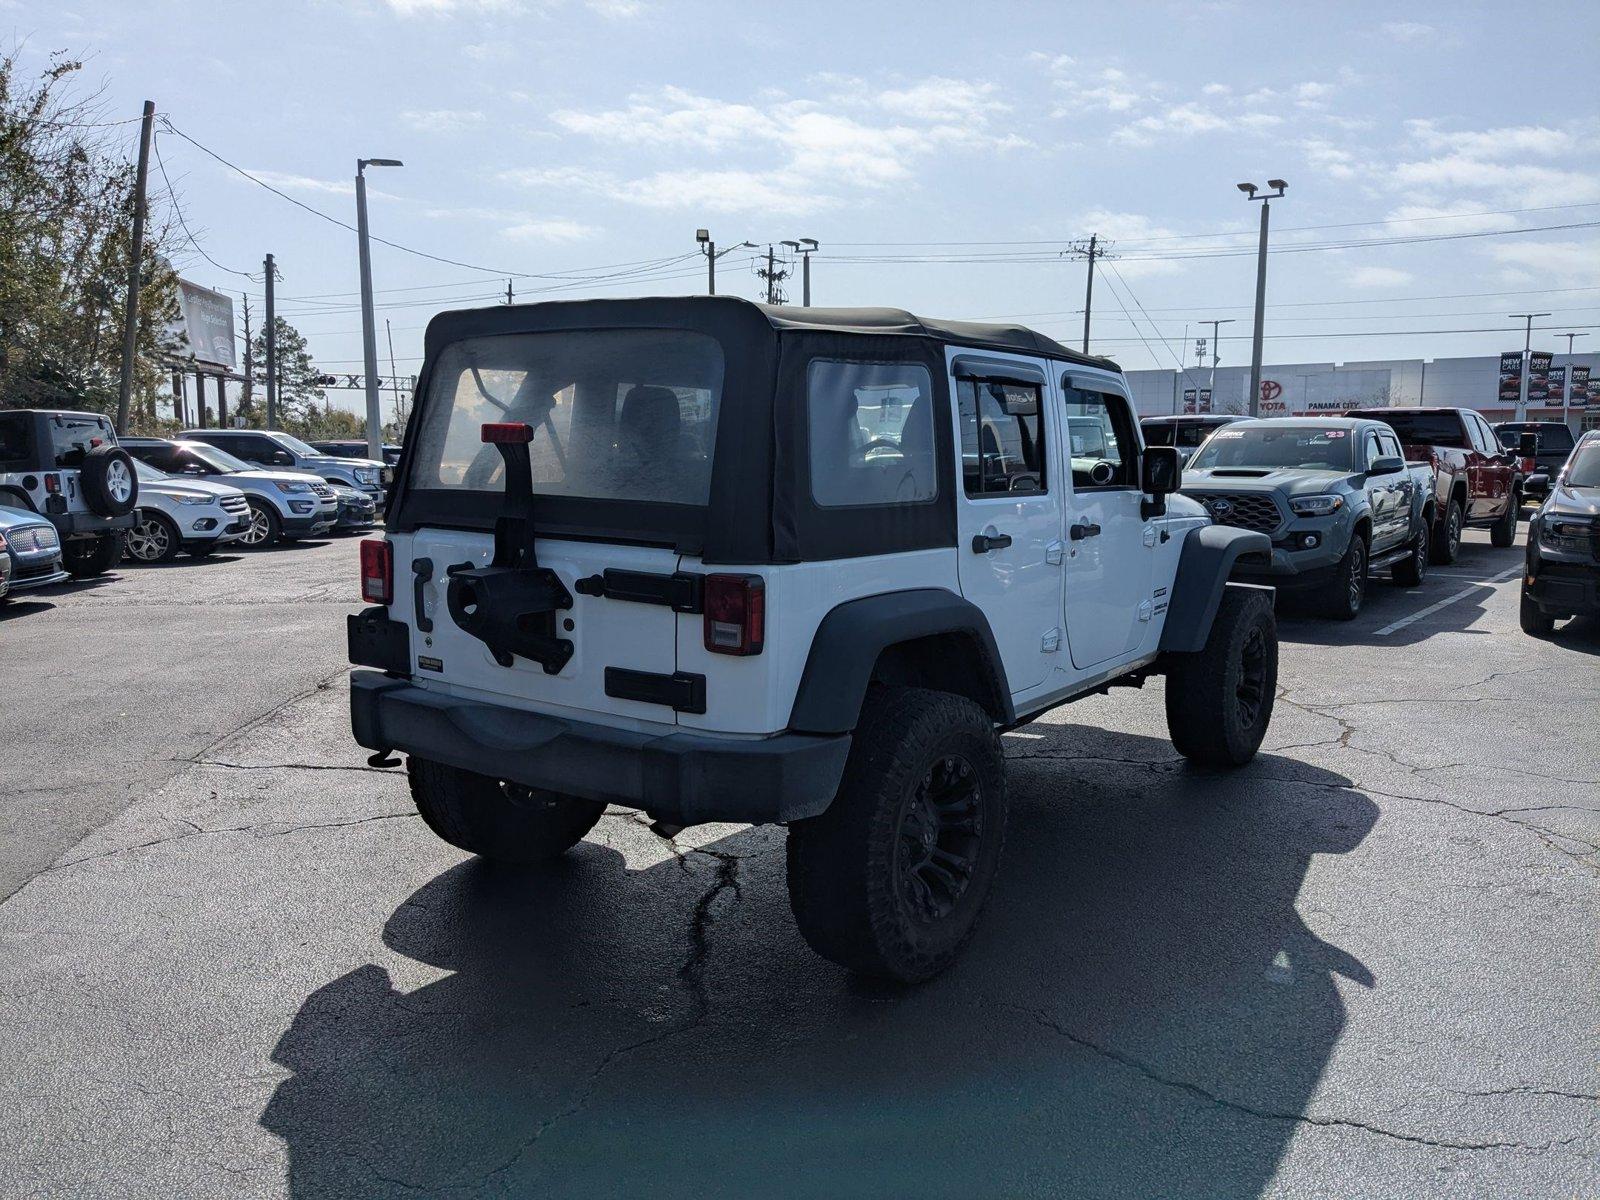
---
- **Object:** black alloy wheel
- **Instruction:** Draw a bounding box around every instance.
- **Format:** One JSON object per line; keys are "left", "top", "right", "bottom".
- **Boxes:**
{"left": 895, "top": 755, "right": 983, "bottom": 924}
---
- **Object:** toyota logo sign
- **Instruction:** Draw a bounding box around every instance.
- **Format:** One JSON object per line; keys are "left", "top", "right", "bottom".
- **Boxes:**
{"left": 1208, "top": 498, "right": 1234, "bottom": 517}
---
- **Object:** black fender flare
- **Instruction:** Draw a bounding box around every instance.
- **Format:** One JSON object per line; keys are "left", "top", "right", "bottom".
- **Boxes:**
{"left": 1160, "top": 525, "right": 1273, "bottom": 654}
{"left": 788, "top": 588, "right": 1013, "bottom": 734}
{"left": 0, "top": 485, "right": 37, "bottom": 513}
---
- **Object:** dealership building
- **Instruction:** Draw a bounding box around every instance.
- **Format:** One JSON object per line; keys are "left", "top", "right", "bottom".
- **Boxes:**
{"left": 1123, "top": 352, "right": 1600, "bottom": 431}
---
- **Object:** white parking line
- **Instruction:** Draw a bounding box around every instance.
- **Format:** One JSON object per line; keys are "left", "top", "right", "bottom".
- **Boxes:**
{"left": 1375, "top": 565, "right": 1524, "bottom": 636}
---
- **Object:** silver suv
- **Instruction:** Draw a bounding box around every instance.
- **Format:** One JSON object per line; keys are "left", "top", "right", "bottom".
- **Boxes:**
{"left": 180, "top": 429, "right": 387, "bottom": 508}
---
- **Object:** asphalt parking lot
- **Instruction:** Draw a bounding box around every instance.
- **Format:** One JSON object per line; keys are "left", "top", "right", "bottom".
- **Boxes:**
{"left": 1, "top": 530, "right": 1596, "bottom": 1199}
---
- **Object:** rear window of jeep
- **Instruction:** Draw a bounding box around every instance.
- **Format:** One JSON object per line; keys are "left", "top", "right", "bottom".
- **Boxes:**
{"left": 411, "top": 329, "right": 724, "bottom": 507}
{"left": 49, "top": 416, "right": 115, "bottom": 467}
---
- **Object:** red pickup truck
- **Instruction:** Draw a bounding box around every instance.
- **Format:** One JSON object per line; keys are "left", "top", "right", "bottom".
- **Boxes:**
{"left": 1344, "top": 407, "right": 1528, "bottom": 563}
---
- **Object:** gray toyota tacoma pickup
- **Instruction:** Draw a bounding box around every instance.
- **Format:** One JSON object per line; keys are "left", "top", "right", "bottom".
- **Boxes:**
{"left": 1181, "top": 416, "right": 1436, "bottom": 619}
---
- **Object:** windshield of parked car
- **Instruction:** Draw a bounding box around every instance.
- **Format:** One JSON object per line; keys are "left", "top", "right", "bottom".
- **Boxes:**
{"left": 1497, "top": 423, "right": 1575, "bottom": 452}
{"left": 271, "top": 432, "right": 322, "bottom": 457}
{"left": 411, "top": 329, "right": 724, "bottom": 507}
{"left": 132, "top": 460, "right": 171, "bottom": 483}
{"left": 179, "top": 443, "right": 253, "bottom": 474}
{"left": 1188, "top": 425, "right": 1356, "bottom": 471}
{"left": 1563, "top": 444, "right": 1600, "bottom": 488}
{"left": 1354, "top": 411, "right": 1465, "bottom": 447}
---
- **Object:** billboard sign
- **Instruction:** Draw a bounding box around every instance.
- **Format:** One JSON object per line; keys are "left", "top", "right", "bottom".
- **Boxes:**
{"left": 1569, "top": 365, "right": 1591, "bottom": 408}
{"left": 1527, "top": 351, "right": 1555, "bottom": 405}
{"left": 1497, "top": 352, "right": 1522, "bottom": 404}
{"left": 173, "top": 279, "right": 237, "bottom": 371}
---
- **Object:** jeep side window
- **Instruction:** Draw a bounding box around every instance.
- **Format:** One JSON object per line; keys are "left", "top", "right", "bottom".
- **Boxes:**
{"left": 0, "top": 414, "right": 30, "bottom": 466}
{"left": 1060, "top": 388, "right": 1136, "bottom": 489}
{"left": 957, "top": 377, "right": 1046, "bottom": 496}
{"left": 806, "top": 360, "right": 937, "bottom": 508}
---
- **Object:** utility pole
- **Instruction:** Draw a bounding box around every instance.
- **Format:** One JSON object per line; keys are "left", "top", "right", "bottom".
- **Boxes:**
{"left": 756, "top": 244, "right": 791, "bottom": 304}
{"left": 357, "top": 157, "right": 403, "bottom": 462}
{"left": 386, "top": 319, "right": 402, "bottom": 440}
{"left": 114, "top": 100, "right": 156, "bottom": 435}
{"left": 1201, "top": 318, "right": 1236, "bottom": 399}
{"left": 264, "top": 254, "right": 277, "bottom": 429}
{"left": 1509, "top": 312, "right": 1550, "bottom": 422}
{"left": 1237, "top": 179, "right": 1287, "bottom": 417}
{"left": 1061, "top": 235, "right": 1111, "bottom": 353}
{"left": 505, "top": 279, "right": 514, "bottom": 305}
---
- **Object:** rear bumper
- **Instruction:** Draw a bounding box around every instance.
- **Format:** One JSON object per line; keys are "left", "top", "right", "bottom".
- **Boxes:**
{"left": 349, "top": 670, "right": 851, "bottom": 827}
{"left": 44, "top": 511, "right": 136, "bottom": 538}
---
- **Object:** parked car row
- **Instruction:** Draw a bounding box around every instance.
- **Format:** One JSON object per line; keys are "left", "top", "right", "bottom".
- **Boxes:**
{"left": 0, "top": 409, "right": 393, "bottom": 604}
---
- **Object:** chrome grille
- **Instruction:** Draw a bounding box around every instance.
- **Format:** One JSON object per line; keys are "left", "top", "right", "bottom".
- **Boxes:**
{"left": 1195, "top": 492, "right": 1283, "bottom": 533}
{"left": 5, "top": 525, "right": 58, "bottom": 553}
{"left": 219, "top": 495, "right": 249, "bottom": 514}
{"left": 311, "top": 483, "right": 334, "bottom": 498}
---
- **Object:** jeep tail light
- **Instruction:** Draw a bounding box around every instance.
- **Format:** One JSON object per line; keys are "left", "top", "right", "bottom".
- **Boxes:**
{"left": 43, "top": 473, "right": 60, "bottom": 494}
{"left": 360, "top": 538, "right": 393, "bottom": 605}
{"left": 481, "top": 422, "right": 534, "bottom": 444}
{"left": 703, "top": 574, "right": 764, "bottom": 656}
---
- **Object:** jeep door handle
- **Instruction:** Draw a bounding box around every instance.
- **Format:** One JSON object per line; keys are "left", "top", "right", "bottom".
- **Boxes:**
{"left": 971, "top": 531, "right": 1013, "bottom": 553}
{"left": 1069, "top": 522, "right": 1101, "bottom": 541}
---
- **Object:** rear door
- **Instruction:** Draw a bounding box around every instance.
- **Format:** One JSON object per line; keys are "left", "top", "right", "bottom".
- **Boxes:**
{"left": 950, "top": 352, "right": 1062, "bottom": 694}
{"left": 1058, "top": 379, "right": 1154, "bottom": 668}
{"left": 395, "top": 327, "right": 724, "bottom": 727}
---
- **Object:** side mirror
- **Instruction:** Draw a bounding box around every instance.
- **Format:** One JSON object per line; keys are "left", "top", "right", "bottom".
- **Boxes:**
{"left": 1141, "top": 446, "right": 1182, "bottom": 519}
{"left": 1369, "top": 455, "right": 1405, "bottom": 476}
{"left": 271, "top": 450, "right": 294, "bottom": 466}
{"left": 1519, "top": 432, "right": 1539, "bottom": 458}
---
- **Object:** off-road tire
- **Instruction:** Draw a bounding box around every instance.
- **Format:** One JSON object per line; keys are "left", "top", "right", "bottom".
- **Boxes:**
{"left": 80, "top": 446, "right": 138, "bottom": 517}
{"left": 62, "top": 532, "right": 124, "bottom": 578}
{"left": 1431, "top": 498, "right": 1463, "bottom": 565}
{"left": 1490, "top": 491, "right": 1520, "bottom": 548}
{"left": 407, "top": 757, "right": 605, "bottom": 863}
{"left": 1391, "top": 519, "right": 1429, "bottom": 587}
{"left": 240, "top": 499, "right": 282, "bottom": 548}
{"left": 786, "top": 687, "right": 1007, "bottom": 983}
{"left": 125, "top": 510, "right": 181, "bottom": 564}
{"left": 1322, "top": 531, "right": 1368, "bottom": 620}
{"left": 1165, "top": 587, "right": 1278, "bottom": 767}
{"left": 1519, "top": 592, "right": 1555, "bottom": 637}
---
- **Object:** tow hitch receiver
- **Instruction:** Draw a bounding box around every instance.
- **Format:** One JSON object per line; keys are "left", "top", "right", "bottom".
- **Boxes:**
{"left": 446, "top": 422, "right": 575, "bottom": 674}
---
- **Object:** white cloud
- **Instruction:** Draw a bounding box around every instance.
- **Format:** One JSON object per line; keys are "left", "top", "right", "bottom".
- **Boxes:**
{"left": 1390, "top": 154, "right": 1600, "bottom": 203}
{"left": 381, "top": 0, "right": 524, "bottom": 14}
{"left": 1346, "top": 266, "right": 1414, "bottom": 289}
{"left": 1405, "top": 119, "right": 1576, "bottom": 160}
{"left": 1380, "top": 20, "right": 1437, "bottom": 43}
{"left": 530, "top": 80, "right": 1022, "bottom": 215}
{"left": 1300, "top": 138, "right": 1360, "bottom": 180}
{"left": 402, "top": 109, "right": 485, "bottom": 133}
{"left": 502, "top": 217, "right": 599, "bottom": 242}
{"left": 1068, "top": 209, "right": 1189, "bottom": 279}
{"left": 585, "top": 0, "right": 644, "bottom": 16}
{"left": 1486, "top": 240, "right": 1600, "bottom": 287}
{"left": 247, "top": 169, "right": 357, "bottom": 197}
{"left": 1201, "top": 82, "right": 1231, "bottom": 96}
{"left": 1049, "top": 65, "right": 1147, "bottom": 115}
{"left": 1112, "top": 101, "right": 1281, "bottom": 145}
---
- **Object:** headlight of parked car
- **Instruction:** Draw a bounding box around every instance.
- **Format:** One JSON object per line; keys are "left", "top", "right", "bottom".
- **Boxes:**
{"left": 273, "top": 481, "right": 313, "bottom": 494}
{"left": 1289, "top": 494, "right": 1344, "bottom": 516}
{"left": 174, "top": 494, "right": 214, "bottom": 506}
{"left": 356, "top": 468, "right": 379, "bottom": 485}
{"left": 1538, "top": 518, "right": 1595, "bottom": 553}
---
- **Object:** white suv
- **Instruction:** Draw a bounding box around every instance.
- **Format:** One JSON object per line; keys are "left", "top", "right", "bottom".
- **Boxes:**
{"left": 348, "top": 299, "right": 1278, "bottom": 981}
{"left": 124, "top": 459, "right": 252, "bottom": 562}
{"left": 120, "top": 439, "right": 337, "bottom": 547}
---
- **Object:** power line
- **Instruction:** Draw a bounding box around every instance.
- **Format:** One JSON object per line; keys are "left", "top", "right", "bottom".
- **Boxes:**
{"left": 151, "top": 132, "right": 259, "bottom": 280}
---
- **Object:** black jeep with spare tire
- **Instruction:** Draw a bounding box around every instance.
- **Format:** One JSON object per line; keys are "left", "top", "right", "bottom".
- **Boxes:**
{"left": 0, "top": 409, "right": 139, "bottom": 577}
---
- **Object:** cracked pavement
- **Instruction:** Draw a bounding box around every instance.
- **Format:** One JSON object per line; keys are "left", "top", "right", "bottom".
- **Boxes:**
{"left": 1, "top": 533, "right": 1596, "bottom": 1198}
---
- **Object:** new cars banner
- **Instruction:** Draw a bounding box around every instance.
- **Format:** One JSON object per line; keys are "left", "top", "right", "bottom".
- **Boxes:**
{"left": 1527, "top": 351, "right": 1555, "bottom": 404}
{"left": 1498, "top": 352, "right": 1522, "bottom": 404}
{"left": 1183, "top": 388, "right": 1197, "bottom": 414}
{"left": 1198, "top": 388, "right": 1212, "bottom": 413}
{"left": 1570, "top": 365, "right": 1592, "bottom": 408}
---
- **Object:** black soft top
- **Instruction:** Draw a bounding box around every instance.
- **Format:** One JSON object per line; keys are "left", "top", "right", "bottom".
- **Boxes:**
{"left": 405, "top": 296, "right": 1123, "bottom": 564}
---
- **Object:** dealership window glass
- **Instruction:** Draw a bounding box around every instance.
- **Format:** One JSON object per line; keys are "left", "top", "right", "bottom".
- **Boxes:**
{"left": 1061, "top": 387, "right": 1136, "bottom": 488}
{"left": 413, "top": 329, "right": 724, "bottom": 507}
{"left": 958, "top": 377, "right": 1046, "bottom": 496}
{"left": 807, "top": 360, "right": 937, "bottom": 508}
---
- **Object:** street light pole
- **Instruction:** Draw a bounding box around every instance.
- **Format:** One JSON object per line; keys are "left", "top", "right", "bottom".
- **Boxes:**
{"left": 357, "top": 157, "right": 402, "bottom": 462}
{"left": 696, "top": 230, "right": 756, "bottom": 297}
{"left": 1508, "top": 312, "right": 1550, "bottom": 422}
{"left": 1237, "top": 179, "right": 1286, "bottom": 417}
{"left": 1557, "top": 332, "right": 1588, "bottom": 425}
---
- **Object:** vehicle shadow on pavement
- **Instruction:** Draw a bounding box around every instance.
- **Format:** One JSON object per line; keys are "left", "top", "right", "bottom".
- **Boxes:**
{"left": 261, "top": 734, "right": 1377, "bottom": 1199}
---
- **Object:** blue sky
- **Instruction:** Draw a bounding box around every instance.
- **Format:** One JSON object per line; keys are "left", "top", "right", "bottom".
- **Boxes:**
{"left": 10, "top": 0, "right": 1600, "bottom": 416}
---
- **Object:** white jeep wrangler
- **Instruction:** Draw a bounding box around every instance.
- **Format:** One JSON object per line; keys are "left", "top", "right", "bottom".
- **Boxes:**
{"left": 349, "top": 299, "right": 1277, "bottom": 981}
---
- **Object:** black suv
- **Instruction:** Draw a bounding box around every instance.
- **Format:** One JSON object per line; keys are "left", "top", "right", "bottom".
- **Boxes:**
{"left": 0, "top": 409, "right": 139, "bottom": 576}
{"left": 1522, "top": 432, "right": 1600, "bottom": 636}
